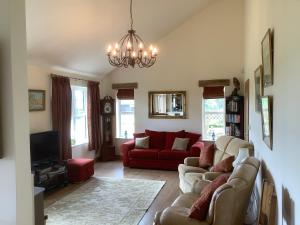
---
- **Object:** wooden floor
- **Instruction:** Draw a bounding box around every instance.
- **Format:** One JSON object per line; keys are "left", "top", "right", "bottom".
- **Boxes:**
{"left": 45, "top": 160, "right": 181, "bottom": 225}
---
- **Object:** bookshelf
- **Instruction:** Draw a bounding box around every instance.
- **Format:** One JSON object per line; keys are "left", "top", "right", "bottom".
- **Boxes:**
{"left": 226, "top": 95, "right": 244, "bottom": 139}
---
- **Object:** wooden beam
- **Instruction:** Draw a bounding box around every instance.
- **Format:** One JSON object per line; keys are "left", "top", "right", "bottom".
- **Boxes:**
{"left": 198, "top": 79, "right": 230, "bottom": 87}
{"left": 112, "top": 82, "right": 138, "bottom": 89}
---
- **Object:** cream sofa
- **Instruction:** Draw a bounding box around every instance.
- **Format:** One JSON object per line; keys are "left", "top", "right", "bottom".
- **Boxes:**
{"left": 178, "top": 136, "right": 253, "bottom": 193}
{"left": 154, "top": 157, "right": 260, "bottom": 225}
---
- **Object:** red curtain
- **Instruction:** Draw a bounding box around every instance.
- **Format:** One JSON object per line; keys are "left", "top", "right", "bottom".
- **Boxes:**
{"left": 51, "top": 76, "right": 72, "bottom": 160}
{"left": 87, "top": 81, "right": 101, "bottom": 155}
{"left": 203, "top": 86, "right": 224, "bottom": 99}
{"left": 117, "top": 89, "right": 134, "bottom": 100}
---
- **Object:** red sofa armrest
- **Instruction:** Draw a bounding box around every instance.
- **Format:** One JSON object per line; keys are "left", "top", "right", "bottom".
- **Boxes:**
{"left": 190, "top": 141, "right": 204, "bottom": 156}
{"left": 121, "top": 140, "right": 135, "bottom": 166}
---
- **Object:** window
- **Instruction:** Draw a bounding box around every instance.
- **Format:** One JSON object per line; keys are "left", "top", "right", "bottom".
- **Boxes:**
{"left": 116, "top": 99, "right": 135, "bottom": 138}
{"left": 71, "top": 86, "right": 88, "bottom": 146}
{"left": 202, "top": 98, "right": 225, "bottom": 140}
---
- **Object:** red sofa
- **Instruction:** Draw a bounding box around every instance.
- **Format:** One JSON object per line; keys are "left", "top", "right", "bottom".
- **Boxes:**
{"left": 121, "top": 130, "right": 204, "bottom": 170}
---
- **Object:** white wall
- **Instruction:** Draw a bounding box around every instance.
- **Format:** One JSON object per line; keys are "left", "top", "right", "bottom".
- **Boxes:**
{"left": 108, "top": 0, "right": 245, "bottom": 134}
{"left": 244, "top": 0, "right": 300, "bottom": 224}
{"left": 0, "top": 0, "right": 34, "bottom": 224}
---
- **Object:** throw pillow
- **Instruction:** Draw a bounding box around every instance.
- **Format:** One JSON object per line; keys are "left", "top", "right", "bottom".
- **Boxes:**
{"left": 185, "top": 132, "right": 201, "bottom": 149}
{"left": 189, "top": 174, "right": 230, "bottom": 221}
{"left": 164, "top": 130, "right": 186, "bottom": 149}
{"left": 210, "top": 156, "right": 235, "bottom": 173}
{"left": 145, "top": 129, "right": 166, "bottom": 149}
{"left": 133, "top": 132, "right": 146, "bottom": 139}
{"left": 172, "top": 138, "right": 189, "bottom": 151}
{"left": 199, "top": 144, "right": 215, "bottom": 168}
{"left": 135, "top": 136, "right": 150, "bottom": 149}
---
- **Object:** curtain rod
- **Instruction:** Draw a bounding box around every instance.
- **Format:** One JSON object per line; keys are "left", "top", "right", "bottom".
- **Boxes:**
{"left": 51, "top": 74, "right": 99, "bottom": 83}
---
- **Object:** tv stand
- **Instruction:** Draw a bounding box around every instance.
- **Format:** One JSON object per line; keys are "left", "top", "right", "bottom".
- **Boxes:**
{"left": 32, "top": 160, "right": 68, "bottom": 191}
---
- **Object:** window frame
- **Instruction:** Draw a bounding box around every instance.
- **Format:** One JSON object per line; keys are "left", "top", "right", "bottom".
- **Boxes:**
{"left": 202, "top": 98, "right": 226, "bottom": 141}
{"left": 116, "top": 99, "right": 135, "bottom": 139}
{"left": 70, "top": 85, "right": 89, "bottom": 146}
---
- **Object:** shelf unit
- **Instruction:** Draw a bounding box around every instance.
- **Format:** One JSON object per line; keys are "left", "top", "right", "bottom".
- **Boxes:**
{"left": 225, "top": 95, "right": 244, "bottom": 139}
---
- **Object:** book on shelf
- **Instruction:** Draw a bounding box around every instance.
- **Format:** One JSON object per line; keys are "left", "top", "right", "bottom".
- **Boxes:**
{"left": 226, "top": 124, "right": 241, "bottom": 137}
{"left": 226, "top": 114, "right": 241, "bottom": 123}
{"left": 227, "top": 100, "right": 239, "bottom": 112}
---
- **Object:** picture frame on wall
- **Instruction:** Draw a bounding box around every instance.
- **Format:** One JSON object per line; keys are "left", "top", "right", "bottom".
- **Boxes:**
{"left": 254, "top": 65, "right": 264, "bottom": 112}
{"left": 28, "top": 89, "right": 46, "bottom": 111}
{"left": 261, "top": 96, "right": 273, "bottom": 149}
{"left": 261, "top": 29, "right": 274, "bottom": 87}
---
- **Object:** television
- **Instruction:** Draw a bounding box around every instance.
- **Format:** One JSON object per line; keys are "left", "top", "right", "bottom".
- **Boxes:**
{"left": 30, "top": 131, "right": 60, "bottom": 164}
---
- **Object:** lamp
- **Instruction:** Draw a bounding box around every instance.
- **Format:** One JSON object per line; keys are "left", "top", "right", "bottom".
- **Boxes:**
{"left": 106, "top": 0, "right": 158, "bottom": 68}
{"left": 233, "top": 147, "right": 250, "bottom": 167}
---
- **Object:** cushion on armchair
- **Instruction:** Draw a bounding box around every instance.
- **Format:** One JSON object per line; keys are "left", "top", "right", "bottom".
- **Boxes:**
{"left": 189, "top": 174, "right": 230, "bottom": 221}
{"left": 198, "top": 144, "right": 215, "bottom": 168}
{"left": 210, "top": 156, "right": 235, "bottom": 172}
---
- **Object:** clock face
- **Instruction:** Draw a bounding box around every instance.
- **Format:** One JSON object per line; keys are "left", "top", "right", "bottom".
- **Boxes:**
{"left": 104, "top": 102, "right": 112, "bottom": 113}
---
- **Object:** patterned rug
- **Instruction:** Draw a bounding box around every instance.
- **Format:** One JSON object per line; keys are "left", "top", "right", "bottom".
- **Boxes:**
{"left": 45, "top": 177, "right": 166, "bottom": 225}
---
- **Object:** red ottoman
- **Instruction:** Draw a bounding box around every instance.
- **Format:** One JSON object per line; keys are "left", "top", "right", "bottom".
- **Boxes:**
{"left": 67, "top": 158, "right": 94, "bottom": 183}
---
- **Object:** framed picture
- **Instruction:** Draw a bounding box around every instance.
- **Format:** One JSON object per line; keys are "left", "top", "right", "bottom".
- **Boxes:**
{"left": 261, "top": 96, "right": 273, "bottom": 149}
{"left": 261, "top": 29, "right": 274, "bottom": 87}
{"left": 29, "top": 89, "right": 46, "bottom": 111}
{"left": 254, "top": 65, "right": 264, "bottom": 112}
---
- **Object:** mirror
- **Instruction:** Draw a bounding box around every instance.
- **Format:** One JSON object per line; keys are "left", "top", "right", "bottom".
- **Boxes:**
{"left": 148, "top": 91, "right": 186, "bottom": 119}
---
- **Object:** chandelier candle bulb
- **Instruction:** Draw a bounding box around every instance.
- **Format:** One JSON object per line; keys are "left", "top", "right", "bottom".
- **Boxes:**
{"left": 107, "top": 45, "right": 112, "bottom": 53}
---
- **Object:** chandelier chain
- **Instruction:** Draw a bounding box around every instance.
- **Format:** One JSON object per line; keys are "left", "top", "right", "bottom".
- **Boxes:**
{"left": 130, "top": 0, "right": 133, "bottom": 30}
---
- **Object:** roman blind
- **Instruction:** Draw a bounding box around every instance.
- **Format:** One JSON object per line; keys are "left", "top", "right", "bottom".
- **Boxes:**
{"left": 203, "top": 86, "right": 224, "bottom": 99}
{"left": 116, "top": 89, "right": 134, "bottom": 100}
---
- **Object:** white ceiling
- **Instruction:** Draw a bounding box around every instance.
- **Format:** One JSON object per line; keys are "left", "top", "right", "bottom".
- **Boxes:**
{"left": 26, "top": 0, "right": 212, "bottom": 77}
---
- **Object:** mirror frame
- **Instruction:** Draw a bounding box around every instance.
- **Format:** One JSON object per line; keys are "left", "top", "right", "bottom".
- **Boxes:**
{"left": 148, "top": 91, "right": 187, "bottom": 119}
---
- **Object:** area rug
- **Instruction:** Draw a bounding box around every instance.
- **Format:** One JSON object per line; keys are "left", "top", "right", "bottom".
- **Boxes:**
{"left": 45, "top": 177, "right": 166, "bottom": 225}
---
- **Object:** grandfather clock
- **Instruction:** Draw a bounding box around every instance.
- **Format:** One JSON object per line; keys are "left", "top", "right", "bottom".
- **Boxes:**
{"left": 100, "top": 96, "right": 115, "bottom": 161}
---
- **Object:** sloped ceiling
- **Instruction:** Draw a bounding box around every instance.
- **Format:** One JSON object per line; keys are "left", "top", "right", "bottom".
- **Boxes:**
{"left": 26, "top": 0, "right": 213, "bottom": 77}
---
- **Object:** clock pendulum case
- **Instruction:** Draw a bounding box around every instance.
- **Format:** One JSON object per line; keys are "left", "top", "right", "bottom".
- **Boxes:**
{"left": 100, "top": 96, "right": 115, "bottom": 161}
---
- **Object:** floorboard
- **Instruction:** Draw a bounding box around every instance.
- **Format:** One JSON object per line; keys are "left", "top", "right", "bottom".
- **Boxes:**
{"left": 44, "top": 160, "right": 181, "bottom": 225}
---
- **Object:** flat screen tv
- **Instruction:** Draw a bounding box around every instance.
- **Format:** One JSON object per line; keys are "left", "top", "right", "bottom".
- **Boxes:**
{"left": 30, "top": 131, "right": 60, "bottom": 164}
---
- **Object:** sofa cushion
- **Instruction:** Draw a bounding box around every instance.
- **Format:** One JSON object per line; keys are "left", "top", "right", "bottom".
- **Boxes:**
{"left": 172, "top": 138, "right": 189, "bottom": 151}
{"left": 133, "top": 132, "right": 146, "bottom": 139}
{"left": 199, "top": 144, "right": 215, "bottom": 168}
{"left": 129, "top": 149, "right": 159, "bottom": 160}
{"left": 135, "top": 136, "right": 150, "bottom": 149}
{"left": 159, "top": 150, "right": 189, "bottom": 161}
{"left": 185, "top": 172, "right": 204, "bottom": 185}
{"left": 189, "top": 174, "right": 230, "bottom": 221}
{"left": 185, "top": 132, "right": 201, "bottom": 149}
{"left": 165, "top": 130, "right": 185, "bottom": 149}
{"left": 145, "top": 129, "right": 166, "bottom": 149}
{"left": 210, "top": 156, "right": 235, "bottom": 172}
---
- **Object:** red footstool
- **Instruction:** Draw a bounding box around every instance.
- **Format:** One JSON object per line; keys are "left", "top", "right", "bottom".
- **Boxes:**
{"left": 67, "top": 158, "right": 94, "bottom": 183}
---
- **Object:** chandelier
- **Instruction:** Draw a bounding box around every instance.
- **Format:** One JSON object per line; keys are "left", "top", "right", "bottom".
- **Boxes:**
{"left": 106, "top": 0, "right": 158, "bottom": 68}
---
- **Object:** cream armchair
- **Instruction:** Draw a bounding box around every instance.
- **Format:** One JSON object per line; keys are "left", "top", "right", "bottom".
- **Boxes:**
{"left": 154, "top": 157, "right": 260, "bottom": 225}
{"left": 179, "top": 136, "right": 254, "bottom": 193}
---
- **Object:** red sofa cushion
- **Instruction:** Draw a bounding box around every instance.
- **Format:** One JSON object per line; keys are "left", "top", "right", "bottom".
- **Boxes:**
{"left": 158, "top": 150, "right": 189, "bottom": 161}
{"left": 164, "top": 130, "right": 185, "bottom": 149}
{"left": 133, "top": 132, "right": 146, "bottom": 139}
{"left": 189, "top": 174, "right": 230, "bottom": 220}
{"left": 185, "top": 132, "right": 201, "bottom": 149}
{"left": 199, "top": 144, "right": 215, "bottom": 168}
{"left": 145, "top": 129, "right": 166, "bottom": 149}
{"left": 129, "top": 149, "right": 159, "bottom": 160}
